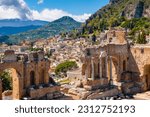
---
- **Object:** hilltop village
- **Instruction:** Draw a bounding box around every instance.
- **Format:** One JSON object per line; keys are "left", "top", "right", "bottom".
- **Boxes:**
{"left": 0, "top": 28, "right": 150, "bottom": 100}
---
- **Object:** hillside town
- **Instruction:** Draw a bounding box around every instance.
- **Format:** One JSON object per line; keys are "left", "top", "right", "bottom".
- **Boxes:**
{"left": 0, "top": 28, "right": 150, "bottom": 100}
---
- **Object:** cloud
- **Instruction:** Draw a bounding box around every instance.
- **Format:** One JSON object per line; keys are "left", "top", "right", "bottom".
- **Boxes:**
{"left": 0, "top": 0, "right": 32, "bottom": 20}
{"left": 31, "top": 9, "right": 91, "bottom": 22}
{"left": 0, "top": 6, "right": 20, "bottom": 19}
{"left": 0, "top": 0, "right": 91, "bottom": 22}
{"left": 37, "top": 0, "right": 44, "bottom": 4}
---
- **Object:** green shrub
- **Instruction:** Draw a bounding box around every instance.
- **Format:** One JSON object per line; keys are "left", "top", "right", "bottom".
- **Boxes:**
{"left": 55, "top": 61, "right": 78, "bottom": 76}
{"left": 0, "top": 71, "right": 12, "bottom": 91}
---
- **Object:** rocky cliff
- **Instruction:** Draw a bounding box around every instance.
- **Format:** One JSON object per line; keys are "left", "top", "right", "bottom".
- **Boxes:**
{"left": 122, "top": 0, "right": 150, "bottom": 19}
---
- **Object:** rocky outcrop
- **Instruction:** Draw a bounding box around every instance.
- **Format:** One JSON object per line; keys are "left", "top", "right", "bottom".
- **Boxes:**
{"left": 123, "top": 0, "right": 150, "bottom": 19}
{"left": 134, "top": 1, "right": 144, "bottom": 18}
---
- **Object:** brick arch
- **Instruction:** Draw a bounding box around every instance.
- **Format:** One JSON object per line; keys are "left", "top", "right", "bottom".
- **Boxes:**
{"left": 110, "top": 56, "right": 119, "bottom": 81}
{"left": 0, "top": 67, "right": 22, "bottom": 100}
{"left": 0, "top": 63, "right": 23, "bottom": 78}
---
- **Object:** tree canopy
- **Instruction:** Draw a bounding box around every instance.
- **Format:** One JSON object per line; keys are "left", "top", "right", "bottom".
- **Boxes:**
{"left": 55, "top": 61, "right": 78, "bottom": 76}
{"left": 0, "top": 71, "right": 12, "bottom": 91}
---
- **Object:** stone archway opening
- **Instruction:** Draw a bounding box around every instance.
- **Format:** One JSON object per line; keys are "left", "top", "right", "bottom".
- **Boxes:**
{"left": 40, "top": 69, "right": 45, "bottom": 84}
{"left": 123, "top": 60, "right": 126, "bottom": 71}
{"left": 111, "top": 57, "right": 118, "bottom": 82}
{"left": 108, "top": 56, "right": 119, "bottom": 86}
{"left": 30, "top": 71, "right": 35, "bottom": 86}
{"left": 0, "top": 68, "right": 21, "bottom": 100}
{"left": 144, "top": 65, "right": 150, "bottom": 90}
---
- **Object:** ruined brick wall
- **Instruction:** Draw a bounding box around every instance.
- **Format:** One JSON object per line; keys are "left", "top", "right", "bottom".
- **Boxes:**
{"left": 24, "top": 60, "right": 50, "bottom": 88}
{"left": 124, "top": 45, "right": 150, "bottom": 92}
{"left": 10, "top": 68, "right": 23, "bottom": 100}
{"left": 115, "top": 31, "right": 126, "bottom": 44}
{"left": 0, "top": 62, "right": 24, "bottom": 99}
{"left": 29, "top": 86, "right": 60, "bottom": 99}
{"left": 82, "top": 44, "right": 128, "bottom": 81}
{"left": 0, "top": 59, "right": 50, "bottom": 99}
{"left": 3, "top": 50, "right": 17, "bottom": 62}
{"left": 129, "top": 46, "right": 150, "bottom": 75}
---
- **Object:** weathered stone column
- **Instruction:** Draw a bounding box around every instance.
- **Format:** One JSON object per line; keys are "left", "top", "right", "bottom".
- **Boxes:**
{"left": 0, "top": 79, "right": 2, "bottom": 100}
{"left": 35, "top": 64, "right": 40, "bottom": 86}
{"left": 85, "top": 64, "right": 88, "bottom": 80}
{"left": 45, "top": 61, "right": 50, "bottom": 84}
{"left": 99, "top": 57, "right": 102, "bottom": 78}
{"left": 91, "top": 57, "right": 95, "bottom": 80}
{"left": 13, "top": 73, "right": 23, "bottom": 100}
{"left": 28, "top": 54, "right": 30, "bottom": 62}
{"left": 0, "top": 54, "right": 3, "bottom": 63}
{"left": 109, "top": 56, "right": 113, "bottom": 85}
{"left": 105, "top": 56, "right": 108, "bottom": 78}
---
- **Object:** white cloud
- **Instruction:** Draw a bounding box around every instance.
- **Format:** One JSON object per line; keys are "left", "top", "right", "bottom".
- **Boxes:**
{"left": 37, "top": 0, "right": 44, "bottom": 4}
{"left": 0, "top": 0, "right": 91, "bottom": 22}
{"left": 31, "top": 9, "right": 91, "bottom": 22}
{"left": 0, "top": 0, "right": 32, "bottom": 20}
{"left": 31, "top": 9, "right": 69, "bottom": 21}
{"left": 0, "top": 6, "right": 20, "bottom": 19}
{"left": 71, "top": 14, "right": 91, "bottom": 22}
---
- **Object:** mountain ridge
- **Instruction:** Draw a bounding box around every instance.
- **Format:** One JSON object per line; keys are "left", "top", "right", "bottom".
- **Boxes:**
{"left": 0, "top": 19, "right": 49, "bottom": 27}
{"left": 0, "top": 16, "right": 81, "bottom": 44}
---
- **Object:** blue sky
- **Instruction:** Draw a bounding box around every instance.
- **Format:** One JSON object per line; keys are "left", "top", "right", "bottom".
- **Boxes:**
{"left": 0, "top": 0, "right": 109, "bottom": 22}
{"left": 26, "top": 0, "right": 109, "bottom": 15}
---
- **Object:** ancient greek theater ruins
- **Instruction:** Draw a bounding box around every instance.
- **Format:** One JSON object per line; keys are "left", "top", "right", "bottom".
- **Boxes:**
{"left": 63, "top": 29, "right": 150, "bottom": 100}
{"left": 1, "top": 29, "right": 150, "bottom": 100}
{"left": 0, "top": 50, "right": 62, "bottom": 100}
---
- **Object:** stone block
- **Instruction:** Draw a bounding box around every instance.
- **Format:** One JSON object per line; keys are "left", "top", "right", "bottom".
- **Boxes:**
{"left": 87, "top": 88, "right": 119, "bottom": 100}
{"left": 80, "top": 91, "right": 91, "bottom": 99}
{"left": 121, "top": 82, "right": 141, "bottom": 95}
{"left": 29, "top": 86, "right": 60, "bottom": 99}
{"left": 3, "top": 90, "right": 12, "bottom": 96}
{"left": 83, "top": 78, "right": 109, "bottom": 90}
{"left": 84, "top": 85, "right": 93, "bottom": 91}
{"left": 47, "top": 93, "right": 53, "bottom": 100}
{"left": 75, "top": 81, "right": 82, "bottom": 88}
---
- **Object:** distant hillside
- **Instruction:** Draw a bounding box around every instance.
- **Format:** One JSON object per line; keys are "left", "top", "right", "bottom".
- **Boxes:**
{"left": 81, "top": 0, "right": 150, "bottom": 43}
{"left": 0, "top": 19, "right": 49, "bottom": 27}
{"left": 0, "top": 25, "right": 41, "bottom": 35}
{"left": 6, "top": 16, "right": 81, "bottom": 44}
